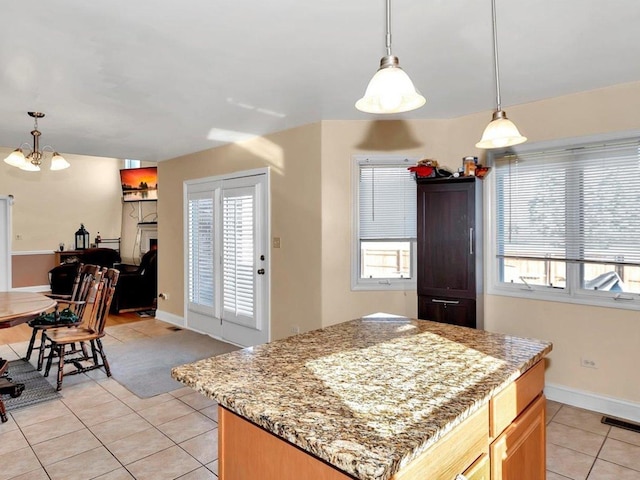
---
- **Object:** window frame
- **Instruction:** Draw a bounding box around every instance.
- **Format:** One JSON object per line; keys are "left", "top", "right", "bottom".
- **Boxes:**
{"left": 486, "top": 131, "right": 640, "bottom": 311}
{"left": 124, "top": 159, "right": 141, "bottom": 169}
{"left": 351, "top": 154, "right": 420, "bottom": 291}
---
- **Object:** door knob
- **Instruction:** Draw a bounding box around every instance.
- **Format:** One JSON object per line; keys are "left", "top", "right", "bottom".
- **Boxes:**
{"left": 257, "top": 268, "right": 265, "bottom": 275}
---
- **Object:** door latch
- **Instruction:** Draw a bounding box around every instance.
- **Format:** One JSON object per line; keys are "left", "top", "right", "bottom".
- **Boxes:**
{"left": 257, "top": 268, "right": 265, "bottom": 275}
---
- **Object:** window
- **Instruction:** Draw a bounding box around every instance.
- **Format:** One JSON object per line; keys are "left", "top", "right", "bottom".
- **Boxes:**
{"left": 352, "top": 156, "right": 418, "bottom": 290}
{"left": 124, "top": 159, "right": 141, "bottom": 169}
{"left": 490, "top": 136, "right": 640, "bottom": 309}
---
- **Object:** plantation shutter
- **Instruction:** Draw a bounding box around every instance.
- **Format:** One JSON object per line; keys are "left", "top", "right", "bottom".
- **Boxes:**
{"left": 359, "top": 162, "right": 417, "bottom": 241}
{"left": 222, "top": 188, "right": 255, "bottom": 319}
{"left": 187, "top": 193, "right": 215, "bottom": 307}
{"left": 495, "top": 140, "right": 640, "bottom": 266}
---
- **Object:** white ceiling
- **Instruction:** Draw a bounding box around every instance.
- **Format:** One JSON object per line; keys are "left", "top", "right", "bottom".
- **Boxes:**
{"left": 1, "top": 0, "right": 639, "bottom": 162}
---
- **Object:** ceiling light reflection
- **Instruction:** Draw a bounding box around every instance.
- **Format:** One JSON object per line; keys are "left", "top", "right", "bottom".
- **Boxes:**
{"left": 226, "top": 98, "right": 286, "bottom": 118}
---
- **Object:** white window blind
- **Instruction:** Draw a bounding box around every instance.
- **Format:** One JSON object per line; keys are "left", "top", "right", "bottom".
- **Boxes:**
{"left": 359, "top": 163, "right": 417, "bottom": 241}
{"left": 223, "top": 191, "right": 255, "bottom": 317}
{"left": 188, "top": 194, "right": 215, "bottom": 307}
{"left": 495, "top": 140, "right": 640, "bottom": 266}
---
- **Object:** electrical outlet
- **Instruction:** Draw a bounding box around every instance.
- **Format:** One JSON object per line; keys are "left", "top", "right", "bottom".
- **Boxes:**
{"left": 273, "top": 237, "right": 281, "bottom": 249}
{"left": 580, "top": 357, "right": 598, "bottom": 369}
{"left": 290, "top": 325, "right": 300, "bottom": 335}
{"left": 158, "top": 292, "right": 169, "bottom": 300}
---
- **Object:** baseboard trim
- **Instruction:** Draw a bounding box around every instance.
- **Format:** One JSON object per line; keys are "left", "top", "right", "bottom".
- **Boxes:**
{"left": 545, "top": 382, "right": 640, "bottom": 424}
{"left": 153, "top": 310, "right": 245, "bottom": 348}
{"left": 154, "top": 310, "right": 185, "bottom": 328}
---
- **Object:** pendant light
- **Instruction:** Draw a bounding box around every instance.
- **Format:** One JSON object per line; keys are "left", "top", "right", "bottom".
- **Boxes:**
{"left": 476, "top": 0, "right": 526, "bottom": 149}
{"left": 355, "top": 0, "right": 425, "bottom": 114}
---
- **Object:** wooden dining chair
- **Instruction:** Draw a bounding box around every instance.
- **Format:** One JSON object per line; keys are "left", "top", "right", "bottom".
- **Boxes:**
{"left": 43, "top": 268, "right": 120, "bottom": 391}
{"left": 24, "top": 264, "right": 104, "bottom": 371}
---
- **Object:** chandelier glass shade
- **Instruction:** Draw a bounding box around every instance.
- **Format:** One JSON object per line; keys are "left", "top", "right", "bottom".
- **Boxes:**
{"left": 476, "top": 0, "right": 526, "bottom": 149}
{"left": 356, "top": 0, "right": 425, "bottom": 114}
{"left": 3, "top": 112, "right": 69, "bottom": 171}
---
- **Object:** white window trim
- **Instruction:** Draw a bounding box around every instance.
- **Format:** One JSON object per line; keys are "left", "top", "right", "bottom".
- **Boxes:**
{"left": 485, "top": 130, "right": 640, "bottom": 312}
{"left": 351, "top": 154, "right": 421, "bottom": 291}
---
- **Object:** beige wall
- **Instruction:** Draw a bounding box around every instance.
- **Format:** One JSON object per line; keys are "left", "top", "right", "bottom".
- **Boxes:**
{"left": 319, "top": 119, "right": 453, "bottom": 326}
{"left": 455, "top": 80, "right": 640, "bottom": 403}
{"left": 157, "top": 123, "right": 323, "bottom": 340}
{"left": 0, "top": 150, "right": 158, "bottom": 287}
{"left": 485, "top": 296, "right": 640, "bottom": 402}
{"left": 0, "top": 148, "right": 123, "bottom": 253}
{"left": 154, "top": 80, "right": 640, "bottom": 406}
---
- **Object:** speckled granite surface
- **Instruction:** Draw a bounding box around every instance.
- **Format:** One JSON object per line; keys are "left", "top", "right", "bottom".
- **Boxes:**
{"left": 171, "top": 318, "right": 552, "bottom": 480}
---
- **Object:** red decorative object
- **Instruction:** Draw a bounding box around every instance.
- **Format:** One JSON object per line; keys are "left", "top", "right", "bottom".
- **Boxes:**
{"left": 408, "top": 165, "right": 434, "bottom": 178}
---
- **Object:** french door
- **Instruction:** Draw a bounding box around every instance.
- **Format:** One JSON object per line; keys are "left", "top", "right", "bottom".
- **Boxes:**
{"left": 185, "top": 170, "right": 269, "bottom": 346}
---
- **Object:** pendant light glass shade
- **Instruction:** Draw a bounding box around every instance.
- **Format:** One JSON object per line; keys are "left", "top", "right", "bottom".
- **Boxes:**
{"left": 3, "top": 149, "right": 27, "bottom": 168}
{"left": 356, "top": 56, "right": 426, "bottom": 114}
{"left": 356, "top": 0, "right": 425, "bottom": 114}
{"left": 356, "top": 67, "right": 422, "bottom": 113}
{"left": 476, "top": 110, "right": 527, "bottom": 149}
{"left": 476, "top": 0, "right": 526, "bottom": 149}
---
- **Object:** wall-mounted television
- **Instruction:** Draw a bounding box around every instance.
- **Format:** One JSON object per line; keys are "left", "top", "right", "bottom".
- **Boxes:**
{"left": 120, "top": 167, "right": 158, "bottom": 202}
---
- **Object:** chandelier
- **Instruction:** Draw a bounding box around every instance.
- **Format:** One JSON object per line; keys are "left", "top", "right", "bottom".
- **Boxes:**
{"left": 3, "top": 112, "right": 70, "bottom": 171}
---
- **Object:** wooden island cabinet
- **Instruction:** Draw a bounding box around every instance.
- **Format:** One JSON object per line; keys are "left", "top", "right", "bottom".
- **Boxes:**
{"left": 172, "top": 318, "right": 551, "bottom": 480}
{"left": 218, "top": 360, "right": 545, "bottom": 480}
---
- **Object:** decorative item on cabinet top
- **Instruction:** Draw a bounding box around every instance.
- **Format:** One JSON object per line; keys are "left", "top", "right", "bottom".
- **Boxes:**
{"left": 408, "top": 158, "right": 453, "bottom": 181}
{"left": 409, "top": 158, "right": 491, "bottom": 183}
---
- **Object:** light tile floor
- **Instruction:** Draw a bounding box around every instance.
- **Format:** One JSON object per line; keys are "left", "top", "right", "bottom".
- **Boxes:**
{"left": 1, "top": 319, "right": 219, "bottom": 480}
{"left": 546, "top": 400, "right": 640, "bottom": 479}
{"left": 1, "top": 319, "right": 639, "bottom": 479}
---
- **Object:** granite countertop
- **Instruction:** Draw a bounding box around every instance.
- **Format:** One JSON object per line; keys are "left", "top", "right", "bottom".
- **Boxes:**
{"left": 171, "top": 318, "right": 552, "bottom": 480}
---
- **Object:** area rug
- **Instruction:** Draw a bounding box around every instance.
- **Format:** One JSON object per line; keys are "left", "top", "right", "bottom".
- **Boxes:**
{"left": 108, "top": 329, "right": 240, "bottom": 398}
{"left": 3, "top": 360, "right": 61, "bottom": 411}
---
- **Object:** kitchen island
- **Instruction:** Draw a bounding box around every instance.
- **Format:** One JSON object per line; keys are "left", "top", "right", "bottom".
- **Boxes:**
{"left": 172, "top": 317, "right": 552, "bottom": 480}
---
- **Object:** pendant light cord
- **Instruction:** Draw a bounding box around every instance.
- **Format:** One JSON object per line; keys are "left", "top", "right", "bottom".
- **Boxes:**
{"left": 491, "top": 0, "right": 502, "bottom": 111}
{"left": 385, "top": 0, "right": 392, "bottom": 57}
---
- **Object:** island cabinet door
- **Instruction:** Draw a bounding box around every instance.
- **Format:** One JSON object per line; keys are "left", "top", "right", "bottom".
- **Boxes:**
{"left": 490, "top": 394, "right": 546, "bottom": 480}
{"left": 219, "top": 407, "right": 353, "bottom": 480}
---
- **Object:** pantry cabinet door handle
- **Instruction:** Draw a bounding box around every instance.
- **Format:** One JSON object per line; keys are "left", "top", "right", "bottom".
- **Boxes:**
{"left": 469, "top": 227, "right": 474, "bottom": 255}
{"left": 431, "top": 299, "right": 460, "bottom": 305}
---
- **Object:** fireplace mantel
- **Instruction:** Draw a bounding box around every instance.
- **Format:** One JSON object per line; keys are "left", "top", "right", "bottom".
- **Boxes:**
{"left": 138, "top": 222, "right": 158, "bottom": 255}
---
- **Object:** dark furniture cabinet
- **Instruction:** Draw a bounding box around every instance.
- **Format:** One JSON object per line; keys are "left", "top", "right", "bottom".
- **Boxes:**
{"left": 417, "top": 177, "right": 483, "bottom": 328}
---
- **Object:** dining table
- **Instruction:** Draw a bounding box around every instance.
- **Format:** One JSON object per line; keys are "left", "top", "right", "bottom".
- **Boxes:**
{"left": 0, "top": 291, "right": 56, "bottom": 329}
{"left": 0, "top": 291, "right": 56, "bottom": 422}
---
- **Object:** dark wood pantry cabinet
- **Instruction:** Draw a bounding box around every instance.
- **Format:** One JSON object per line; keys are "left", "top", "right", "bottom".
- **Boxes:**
{"left": 417, "top": 176, "right": 483, "bottom": 328}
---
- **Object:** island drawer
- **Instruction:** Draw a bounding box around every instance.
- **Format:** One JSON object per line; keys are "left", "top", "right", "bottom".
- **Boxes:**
{"left": 391, "top": 403, "right": 488, "bottom": 480}
{"left": 490, "top": 360, "right": 544, "bottom": 438}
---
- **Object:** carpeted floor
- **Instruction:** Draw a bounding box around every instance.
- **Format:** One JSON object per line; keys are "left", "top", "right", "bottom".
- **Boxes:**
{"left": 108, "top": 329, "right": 240, "bottom": 398}
{"left": 2, "top": 360, "right": 61, "bottom": 411}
